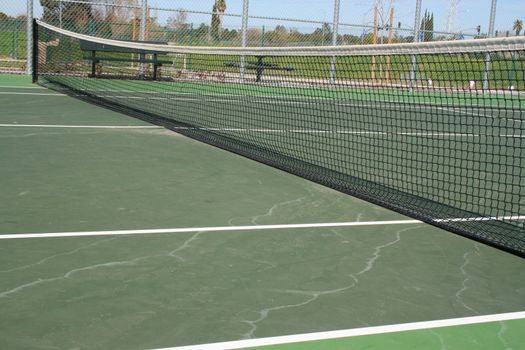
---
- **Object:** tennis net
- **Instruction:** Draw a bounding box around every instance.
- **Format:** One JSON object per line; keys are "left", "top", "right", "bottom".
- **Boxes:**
{"left": 33, "top": 20, "right": 525, "bottom": 257}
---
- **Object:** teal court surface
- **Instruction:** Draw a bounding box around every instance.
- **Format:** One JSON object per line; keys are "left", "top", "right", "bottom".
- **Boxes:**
{"left": 0, "top": 74, "right": 524, "bottom": 349}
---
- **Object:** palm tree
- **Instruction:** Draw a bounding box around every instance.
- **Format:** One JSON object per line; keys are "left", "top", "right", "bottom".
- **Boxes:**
{"left": 210, "top": 0, "right": 227, "bottom": 40}
{"left": 215, "top": 0, "right": 227, "bottom": 28}
{"left": 513, "top": 19, "right": 523, "bottom": 36}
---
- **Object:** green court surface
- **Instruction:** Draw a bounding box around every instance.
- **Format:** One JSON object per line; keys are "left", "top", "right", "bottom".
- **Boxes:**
{"left": 0, "top": 74, "right": 524, "bottom": 350}
{"left": 44, "top": 74, "right": 524, "bottom": 108}
{"left": 0, "top": 74, "right": 32, "bottom": 87}
{"left": 246, "top": 317, "right": 525, "bottom": 350}
{"left": 41, "top": 75, "right": 525, "bottom": 238}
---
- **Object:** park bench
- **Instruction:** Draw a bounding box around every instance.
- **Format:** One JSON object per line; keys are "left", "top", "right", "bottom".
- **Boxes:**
{"left": 225, "top": 56, "right": 294, "bottom": 82}
{"left": 80, "top": 39, "right": 172, "bottom": 80}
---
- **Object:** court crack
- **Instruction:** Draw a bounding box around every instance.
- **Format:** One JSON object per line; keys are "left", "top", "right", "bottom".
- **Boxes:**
{"left": 429, "top": 330, "right": 448, "bottom": 350}
{"left": 240, "top": 283, "right": 357, "bottom": 339}
{"left": 239, "top": 226, "right": 418, "bottom": 339}
{"left": 454, "top": 244, "right": 481, "bottom": 314}
{"left": 228, "top": 197, "right": 308, "bottom": 226}
{"left": 0, "top": 237, "right": 118, "bottom": 273}
{"left": 0, "top": 232, "right": 205, "bottom": 298}
{"left": 497, "top": 321, "right": 513, "bottom": 350}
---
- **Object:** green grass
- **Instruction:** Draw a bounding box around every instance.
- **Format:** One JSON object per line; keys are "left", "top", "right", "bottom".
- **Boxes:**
{"left": 0, "top": 28, "right": 27, "bottom": 72}
{"left": 38, "top": 25, "right": 525, "bottom": 93}
{"left": 0, "top": 31, "right": 26, "bottom": 59}
{"left": 179, "top": 52, "right": 524, "bottom": 91}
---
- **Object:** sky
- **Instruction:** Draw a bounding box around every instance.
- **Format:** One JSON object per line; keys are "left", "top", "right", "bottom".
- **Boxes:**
{"left": 2, "top": 0, "right": 524, "bottom": 36}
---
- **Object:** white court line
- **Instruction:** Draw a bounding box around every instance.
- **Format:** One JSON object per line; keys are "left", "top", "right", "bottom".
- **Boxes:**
{"left": 0, "top": 220, "right": 422, "bottom": 240}
{"left": 154, "top": 311, "right": 525, "bottom": 350}
{"left": 0, "top": 124, "right": 163, "bottom": 129}
{"left": 0, "top": 124, "right": 519, "bottom": 138}
{"left": 0, "top": 215, "right": 522, "bottom": 240}
{"left": 435, "top": 215, "right": 525, "bottom": 223}
{"left": 172, "top": 126, "right": 521, "bottom": 138}
{"left": 2, "top": 91, "right": 520, "bottom": 133}
{"left": 3, "top": 121, "right": 506, "bottom": 138}
{"left": 84, "top": 88, "right": 483, "bottom": 106}
{"left": 501, "top": 134, "right": 525, "bottom": 138}
{"left": 0, "top": 85, "right": 46, "bottom": 89}
{"left": 89, "top": 90, "right": 525, "bottom": 124}
{"left": 96, "top": 88, "right": 523, "bottom": 108}
{"left": 0, "top": 92, "right": 65, "bottom": 96}
{"left": 436, "top": 106, "right": 524, "bottom": 124}
{"left": 3, "top": 89, "right": 522, "bottom": 124}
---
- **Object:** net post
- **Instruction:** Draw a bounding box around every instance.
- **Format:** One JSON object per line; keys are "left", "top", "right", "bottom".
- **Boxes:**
{"left": 410, "top": 0, "right": 422, "bottom": 92}
{"left": 139, "top": 0, "right": 148, "bottom": 78}
{"left": 482, "top": 0, "right": 497, "bottom": 92}
{"left": 240, "top": 0, "right": 250, "bottom": 83}
{"left": 329, "top": 0, "right": 341, "bottom": 85}
{"left": 26, "top": 0, "right": 34, "bottom": 76}
{"left": 31, "top": 19, "right": 38, "bottom": 84}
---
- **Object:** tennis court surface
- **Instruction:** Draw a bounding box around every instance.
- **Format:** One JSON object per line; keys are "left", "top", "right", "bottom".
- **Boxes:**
{"left": 1, "top": 70, "right": 525, "bottom": 349}
{"left": 2, "top": 18, "right": 525, "bottom": 349}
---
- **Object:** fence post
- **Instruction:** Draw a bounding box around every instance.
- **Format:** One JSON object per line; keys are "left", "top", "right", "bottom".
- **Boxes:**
{"left": 240, "top": 0, "right": 249, "bottom": 83}
{"left": 139, "top": 0, "right": 147, "bottom": 41}
{"left": 139, "top": 0, "right": 147, "bottom": 77}
{"left": 329, "top": 0, "right": 341, "bottom": 84}
{"left": 409, "top": 0, "right": 422, "bottom": 91}
{"left": 32, "top": 18, "right": 40, "bottom": 83}
{"left": 26, "top": 0, "right": 34, "bottom": 75}
{"left": 482, "top": 0, "right": 497, "bottom": 92}
{"left": 59, "top": 0, "right": 63, "bottom": 28}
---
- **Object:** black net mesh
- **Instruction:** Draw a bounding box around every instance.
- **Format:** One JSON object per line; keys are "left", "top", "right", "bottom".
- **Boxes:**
{"left": 34, "top": 21, "right": 525, "bottom": 257}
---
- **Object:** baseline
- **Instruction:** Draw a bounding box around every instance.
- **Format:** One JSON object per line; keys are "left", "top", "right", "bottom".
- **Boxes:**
{"left": 0, "top": 220, "right": 422, "bottom": 240}
{"left": 0, "top": 215, "right": 523, "bottom": 240}
{"left": 153, "top": 311, "right": 525, "bottom": 350}
{"left": 0, "top": 124, "right": 163, "bottom": 129}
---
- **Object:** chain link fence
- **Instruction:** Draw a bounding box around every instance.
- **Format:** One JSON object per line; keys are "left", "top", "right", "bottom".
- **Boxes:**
{"left": 0, "top": 0, "right": 509, "bottom": 75}
{"left": 0, "top": 2, "right": 28, "bottom": 73}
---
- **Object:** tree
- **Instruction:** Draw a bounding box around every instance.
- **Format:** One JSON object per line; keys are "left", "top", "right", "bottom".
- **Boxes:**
{"left": 322, "top": 23, "right": 332, "bottom": 44}
{"left": 215, "top": 0, "right": 226, "bottom": 27}
{"left": 513, "top": 19, "right": 523, "bottom": 36}
{"left": 420, "top": 10, "right": 434, "bottom": 42}
{"left": 40, "top": 0, "right": 94, "bottom": 28}
{"left": 103, "top": 0, "right": 135, "bottom": 23}
{"left": 312, "top": 23, "right": 332, "bottom": 45}
{"left": 102, "top": 0, "right": 136, "bottom": 39}
{"left": 0, "top": 12, "right": 10, "bottom": 21}
{"left": 271, "top": 25, "right": 288, "bottom": 43}
{"left": 210, "top": 0, "right": 226, "bottom": 40}
{"left": 40, "top": 0, "right": 61, "bottom": 23}
{"left": 168, "top": 9, "right": 188, "bottom": 30}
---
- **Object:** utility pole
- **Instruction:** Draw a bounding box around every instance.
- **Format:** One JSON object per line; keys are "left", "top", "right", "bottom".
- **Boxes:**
{"left": 240, "top": 0, "right": 250, "bottom": 83}
{"left": 139, "top": 0, "right": 147, "bottom": 77}
{"left": 410, "top": 0, "right": 422, "bottom": 91}
{"left": 329, "top": 0, "right": 341, "bottom": 84}
{"left": 483, "top": 0, "right": 497, "bottom": 92}
{"left": 26, "top": 0, "right": 33, "bottom": 75}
